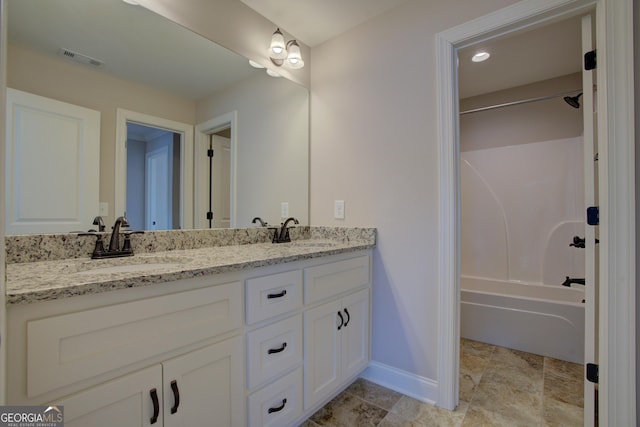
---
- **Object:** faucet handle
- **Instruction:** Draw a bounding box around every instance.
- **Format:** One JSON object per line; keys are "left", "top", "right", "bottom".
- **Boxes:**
{"left": 79, "top": 232, "right": 106, "bottom": 258}
{"left": 122, "top": 231, "right": 144, "bottom": 252}
{"left": 92, "top": 216, "right": 106, "bottom": 232}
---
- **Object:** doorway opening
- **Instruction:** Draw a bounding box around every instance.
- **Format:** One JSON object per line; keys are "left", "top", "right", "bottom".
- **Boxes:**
{"left": 125, "top": 123, "right": 181, "bottom": 230}
{"left": 434, "top": 0, "right": 602, "bottom": 418}
{"left": 194, "top": 111, "right": 237, "bottom": 229}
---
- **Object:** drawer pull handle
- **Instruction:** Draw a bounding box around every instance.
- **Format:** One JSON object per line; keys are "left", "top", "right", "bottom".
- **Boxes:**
{"left": 268, "top": 398, "right": 287, "bottom": 414}
{"left": 337, "top": 311, "right": 344, "bottom": 330}
{"left": 344, "top": 308, "right": 351, "bottom": 327}
{"left": 268, "top": 342, "right": 288, "bottom": 354}
{"left": 170, "top": 380, "right": 180, "bottom": 414}
{"left": 267, "top": 290, "right": 287, "bottom": 299}
{"left": 150, "top": 388, "right": 159, "bottom": 424}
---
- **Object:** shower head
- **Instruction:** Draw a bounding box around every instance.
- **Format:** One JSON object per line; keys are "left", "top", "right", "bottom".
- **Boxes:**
{"left": 563, "top": 92, "right": 583, "bottom": 109}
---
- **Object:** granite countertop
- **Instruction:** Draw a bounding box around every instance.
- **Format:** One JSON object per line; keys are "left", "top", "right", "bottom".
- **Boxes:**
{"left": 6, "top": 239, "right": 374, "bottom": 305}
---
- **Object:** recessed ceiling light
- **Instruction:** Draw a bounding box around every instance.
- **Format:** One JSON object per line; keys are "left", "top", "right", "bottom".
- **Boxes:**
{"left": 248, "top": 60, "right": 264, "bottom": 69}
{"left": 471, "top": 52, "right": 490, "bottom": 62}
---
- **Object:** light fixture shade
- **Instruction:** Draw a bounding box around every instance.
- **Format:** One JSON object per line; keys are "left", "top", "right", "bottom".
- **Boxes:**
{"left": 269, "top": 28, "right": 287, "bottom": 60}
{"left": 286, "top": 40, "right": 304, "bottom": 69}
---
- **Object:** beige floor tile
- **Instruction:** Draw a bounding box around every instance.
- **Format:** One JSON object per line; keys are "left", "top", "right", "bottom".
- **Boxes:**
{"left": 461, "top": 405, "right": 540, "bottom": 427}
{"left": 544, "top": 371, "right": 584, "bottom": 407}
{"left": 483, "top": 360, "right": 543, "bottom": 394}
{"left": 544, "top": 357, "right": 584, "bottom": 381}
{"left": 542, "top": 396, "right": 584, "bottom": 427}
{"left": 309, "top": 390, "right": 387, "bottom": 427}
{"left": 460, "top": 339, "right": 496, "bottom": 359}
{"left": 389, "top": 396, "right": 468, "bottom": 427}
{"left": 470, "top": 377, "right": 542, "bottom": 424}
{"left": 344, "top": 378, "right": 404, "bottom": 411}
{"left": 298, "top": 420, "right": 322, "bottom": 427}
{"left": 490, "top": 346, "right": 544, "bottom": 371}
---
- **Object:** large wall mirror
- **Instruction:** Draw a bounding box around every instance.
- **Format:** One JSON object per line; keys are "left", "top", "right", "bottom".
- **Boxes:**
{"left": 6, "top": 0, "right": 309, "bottom": 234}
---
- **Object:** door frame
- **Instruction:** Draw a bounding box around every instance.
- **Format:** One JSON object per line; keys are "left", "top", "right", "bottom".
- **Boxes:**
{"left": 194, "top": 111, "right": 237, "bottom": 228}
{"left": 115, "top": 108, "right": 194, "bottom": 229}
{"left": 435, "top": 0, "right": 635, "bottom": 424}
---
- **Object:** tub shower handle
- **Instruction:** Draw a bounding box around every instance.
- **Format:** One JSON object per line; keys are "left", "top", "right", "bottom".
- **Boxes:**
{"left": 569, "top": 236, "right": 599, "bottom": 248}
{"left": 562, "top": 276, "right": 585, "bottom": 287}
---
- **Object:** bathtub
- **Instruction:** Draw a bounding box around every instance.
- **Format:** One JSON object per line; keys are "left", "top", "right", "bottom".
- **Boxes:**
{"left": 460, "top": 276, "right": 585, "bottom": 364}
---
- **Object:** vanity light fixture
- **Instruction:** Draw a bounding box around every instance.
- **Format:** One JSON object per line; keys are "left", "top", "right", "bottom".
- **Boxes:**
{"left": 471, "top": 51, "right": 490, "bottom": 62}
{"left": 268, "top": 28, "right": 304, "bottom": 70}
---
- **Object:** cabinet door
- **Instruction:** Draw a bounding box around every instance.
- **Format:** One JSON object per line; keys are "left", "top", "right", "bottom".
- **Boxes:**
{"left": 303, "top": 299, "right": 342, "bottom": 410}
{"left": 57, "top": 365, "right": 162, "bottom": 427}
{"left": 163, "top": 336, "right": 244, "bottom": 427}
{"left": 341, "top": 289, "right": 370, "bottom": 379}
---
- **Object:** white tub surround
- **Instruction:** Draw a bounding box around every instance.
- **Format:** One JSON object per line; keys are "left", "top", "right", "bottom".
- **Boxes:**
{"left": 460, "top": 276, "right": 585, "bottom": 364}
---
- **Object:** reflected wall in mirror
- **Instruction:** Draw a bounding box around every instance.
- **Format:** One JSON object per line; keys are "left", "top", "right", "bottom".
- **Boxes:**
{"left": 6, "top": 0, "right": 309, "bottom": 234}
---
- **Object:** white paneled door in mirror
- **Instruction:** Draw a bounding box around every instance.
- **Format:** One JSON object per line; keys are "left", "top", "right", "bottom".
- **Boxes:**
{"left": 5, "top": 88, "right": 99, "bottom": 234}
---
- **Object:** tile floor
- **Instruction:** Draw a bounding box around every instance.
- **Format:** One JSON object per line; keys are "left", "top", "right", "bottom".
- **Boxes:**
{"left": 299, "top": 339, "right": 584, "bottom": 426}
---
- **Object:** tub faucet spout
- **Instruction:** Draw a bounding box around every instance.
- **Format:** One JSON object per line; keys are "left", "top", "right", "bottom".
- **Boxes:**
{"left": 561, "top": 276, "right": 585, "bottom": 287}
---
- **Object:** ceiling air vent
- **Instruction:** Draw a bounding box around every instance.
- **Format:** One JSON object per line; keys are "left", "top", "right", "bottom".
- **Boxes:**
{"left": 57, "top": 48, "right": 104, "bottom": 68}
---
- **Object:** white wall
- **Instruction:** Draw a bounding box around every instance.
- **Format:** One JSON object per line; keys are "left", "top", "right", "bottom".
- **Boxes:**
{"left": 197, "top": 72, "right": 309, "bottom": 227}
{"left": 310, "top": 0, "right": 520, "bottom": 387}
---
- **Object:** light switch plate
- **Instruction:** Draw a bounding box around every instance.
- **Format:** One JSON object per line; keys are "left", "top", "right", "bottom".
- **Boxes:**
{"left": 99, "top": 202, "right": 109, "bottom": 216}
{"left": 281, "top": 202, "right": 289, "bottom": 218}
{"left": 334, "top": 200, "right": 345, "bottom": 219}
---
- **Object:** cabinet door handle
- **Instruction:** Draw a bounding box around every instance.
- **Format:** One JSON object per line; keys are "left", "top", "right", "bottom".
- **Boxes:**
{"left": 344, "top": 308, "right": 351, "bottom": 327}
{"left": 170, "top": 380, "right": 180, "bottom": 414}
{"left": 149, "top": 388, "right": 159, "bottom": 424}
{"left": 267, "top": 290, "right": 287, "bottom": 299}
{"left": 268, "top": 398, "right": 287, "bottom": 414}
{"left": 337, "top": 311, "right": 344, "bottom": 330}
{"left": 268, "top": 342, "right": 288, "bottom": 354}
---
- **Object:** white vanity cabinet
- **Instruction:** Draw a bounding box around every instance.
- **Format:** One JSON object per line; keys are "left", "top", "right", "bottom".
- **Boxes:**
{"left": 7, "top": 276, "right": 246, "bottom": 427}
{"left": 302, "top": 255, "right": 371, "bottom": 411}
{"left": 7, "top": 249, "right": 372, "bottom": 427}
{"left": 57, "top": 337, "right": 243, "bottom": 427}
{"left": 303, "top": 289, "right": 370, "bottom": 410}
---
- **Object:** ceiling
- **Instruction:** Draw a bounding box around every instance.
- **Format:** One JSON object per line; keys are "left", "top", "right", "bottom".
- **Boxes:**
{"left": 9, "top": 0, "right": 584, "bottom": 102}
{"left": 239, "top": 0, "right": 413, "bottom": 47}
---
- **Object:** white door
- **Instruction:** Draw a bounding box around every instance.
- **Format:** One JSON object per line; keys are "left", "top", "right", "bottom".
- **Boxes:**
{"left": 145, "top": 144, "right": 171, "bottom": 230}
{"left": 58, "top": 365, "right": 162, "bottom": 427}
{"left": 340, "top": 289, "right": 370, "bottom": 379}
{"left": 5, "top": 89, "right": 100, "bottom": 234}
{"left": 581, "top": 13, "right": 598, "bottom": 427}
{"left": 162, "top": 337, "right": 244, "bottom": 427}
{"left": 211, "top": 135, "right": 231, "bottom": 228}
{"left": 303, "top": 299, "right": 342, "bottom": 410}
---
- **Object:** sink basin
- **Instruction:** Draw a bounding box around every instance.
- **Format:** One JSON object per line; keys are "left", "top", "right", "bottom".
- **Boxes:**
{"left": 75, "top": 263, "right": 180, "bottom": 275}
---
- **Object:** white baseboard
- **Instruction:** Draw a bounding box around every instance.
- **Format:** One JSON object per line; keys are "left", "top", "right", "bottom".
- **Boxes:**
{"left": 360, "top": 361, "right": 439, "bottom": 406}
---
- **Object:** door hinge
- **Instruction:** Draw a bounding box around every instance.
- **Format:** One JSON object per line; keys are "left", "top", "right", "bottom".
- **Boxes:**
{"left": 587, "top": 206, "right": 599, "bottom": 226}
{"left": 206, "top": 212, "right": 213, "bottom": 220}
{"left": 207, "top": 148, "right": 214, "bottom": 158}
{"left": 585, "top": 50, "right": 596, "bottom": 70}
{"left": 586, "top": 363, "right": 599, "bottom": 384}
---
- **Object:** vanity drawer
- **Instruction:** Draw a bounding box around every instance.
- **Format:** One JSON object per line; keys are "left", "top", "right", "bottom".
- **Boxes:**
{"left": 246, "top": 270, "right": 302, "bottom": 324}
{"left": 304, "top": 255, "right": 370, "bottom": 304}
{"left": 26, "top": 282, "right": 242, "bottom": 398}
{"left": 247, "top": 314, "right": 302, "bottom": 390}
{"left": 248, "top": 367, "right": 303, "bottom": 427}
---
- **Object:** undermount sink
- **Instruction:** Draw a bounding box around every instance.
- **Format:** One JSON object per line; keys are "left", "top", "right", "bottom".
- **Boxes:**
{"left": 75, "top": 262, "right": 181, "bottom": 275}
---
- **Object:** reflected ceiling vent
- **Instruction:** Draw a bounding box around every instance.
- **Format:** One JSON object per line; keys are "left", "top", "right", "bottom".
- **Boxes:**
{"left": 57, "top": 48, "right": 104, "bottom": 68}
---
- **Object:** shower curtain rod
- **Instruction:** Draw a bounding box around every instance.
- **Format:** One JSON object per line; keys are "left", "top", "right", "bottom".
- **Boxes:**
{"left": 459, "top": 89, "right": 582, "bottom": 115}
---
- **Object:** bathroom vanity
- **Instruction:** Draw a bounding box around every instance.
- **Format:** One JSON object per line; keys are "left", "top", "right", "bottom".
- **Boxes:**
{"left": 5, "top": 227, "right": 374, "bottom": 427}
